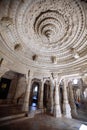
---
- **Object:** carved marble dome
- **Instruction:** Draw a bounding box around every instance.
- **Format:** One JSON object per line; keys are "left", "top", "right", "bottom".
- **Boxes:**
{"left": 0, "top": 0, "right": 87, "bottom": 77}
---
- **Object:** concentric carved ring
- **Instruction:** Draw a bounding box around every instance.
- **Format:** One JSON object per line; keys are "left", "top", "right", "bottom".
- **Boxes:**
{"left": 21, "top": 0, "right": 85, "bottom": 52}
{"left": 33, "top": 10, "right": 68, "bottom": 44}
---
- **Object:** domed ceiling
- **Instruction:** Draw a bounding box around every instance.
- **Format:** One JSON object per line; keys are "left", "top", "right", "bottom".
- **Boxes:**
{"left": 0, "top": 0, "right": 87, "bottom": 75}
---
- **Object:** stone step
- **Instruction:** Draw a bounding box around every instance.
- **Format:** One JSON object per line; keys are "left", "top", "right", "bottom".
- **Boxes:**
{"left": 0, "top": 113, "right": 25, "bottom": 122}
{"left": 0, "top": 111, "right": 39, "bottom": 126}
{"left": 0, "top": 104, "right": 22, "bottom": 117}
{"left": 0, "top": 113, "right": 26, "bottom": 126}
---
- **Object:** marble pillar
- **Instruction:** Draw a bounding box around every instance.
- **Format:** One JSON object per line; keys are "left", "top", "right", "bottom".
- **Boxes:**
{"left": 39, "top": 79, "right": 44, "bottom": 109}
{"left": 63, "top": 79, "right": 72, "bottom": 118}
{"left": 22, "top": 71, "right": 33, "bottom": 113}
{"left": 68, "top": 82, "right": 77, "bottom": 117}
{"left": 54, "top": 79, "right": 62, "bottom": 118}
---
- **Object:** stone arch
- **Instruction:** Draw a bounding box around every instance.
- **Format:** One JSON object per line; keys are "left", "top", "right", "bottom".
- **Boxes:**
{"left": 29, "top": 78, "right": 41, "bottom": 110}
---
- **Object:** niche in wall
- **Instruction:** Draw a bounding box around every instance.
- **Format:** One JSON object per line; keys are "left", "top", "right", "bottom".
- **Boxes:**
{"left": 0, "top": 78, "right": 11, "bottom": 99}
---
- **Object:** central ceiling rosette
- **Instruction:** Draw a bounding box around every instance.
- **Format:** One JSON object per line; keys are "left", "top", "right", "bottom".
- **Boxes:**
{"left": 33, "top": 9, "right": 68, "bottom": 45}
{"left": 18, "top": 0, "right": 84, "bottom": 54}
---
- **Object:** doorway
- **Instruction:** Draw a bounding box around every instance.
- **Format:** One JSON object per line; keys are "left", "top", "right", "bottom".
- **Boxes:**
{"left": 30, "top": 82, "right": 39, "bottom": 111}
{"left": 0, "top": 78, "right": 11, "bottom": 99}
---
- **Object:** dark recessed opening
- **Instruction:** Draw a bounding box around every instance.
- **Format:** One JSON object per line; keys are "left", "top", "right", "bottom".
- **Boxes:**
{"left": 14, "top": 44, "right": 21, "bottom": 51}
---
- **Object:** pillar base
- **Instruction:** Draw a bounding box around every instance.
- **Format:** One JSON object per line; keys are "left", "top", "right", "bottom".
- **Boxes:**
{"left": 63, "top": 103, "right": 72, "bottom": 118}
{"left": 22, "top": 103, "right": 29, "bottom": 112}
{"left": 54, "top": 105, "right": 62, "bottom": 118}
{"left": 39, "top": 104, "right": 43, "bottom": 109}
{"left": 39, "top": 108, "right": 45, "bottom": 113}
{"left": 71, "top": 109, "right": 78, "bottom": 118}
{"left": 64, "top": 114, "right": 72, "bottom": 118}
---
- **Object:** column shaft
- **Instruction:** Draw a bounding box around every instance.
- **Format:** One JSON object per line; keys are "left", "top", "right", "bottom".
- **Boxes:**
{"left": 54, "top": 80, "right": 62, "bottom": 117}
{"left": 22, "top": 77, "right": 32, "bottom": 112}
{"left": 63, "top": 79, "right": 72, "bottom": 118}
{"left": 39, "top": 81, "right": 44, "bottom": 109}
{"left": 69, "top": 82, "right": 77, "bottom": 117}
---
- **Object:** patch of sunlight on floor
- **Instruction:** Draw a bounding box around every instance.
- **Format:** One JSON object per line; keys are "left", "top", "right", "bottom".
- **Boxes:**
{"left": 79, "top": 124, "right": 87, "bottom": 130}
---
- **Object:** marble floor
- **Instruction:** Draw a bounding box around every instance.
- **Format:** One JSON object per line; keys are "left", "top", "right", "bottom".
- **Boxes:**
{"left": 0, "top": 102, "right": 87, "bottom": 130}
{"left": 0, "top": 114, "right": 87, "bottom": 130}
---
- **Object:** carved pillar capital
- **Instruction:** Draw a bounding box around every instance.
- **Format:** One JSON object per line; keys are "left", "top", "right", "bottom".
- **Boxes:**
{"left": 25, "top": 70, "right": 33, "bottom": 84}
{"left": 51, "top": 72, "right": 61, "bottom": 86}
